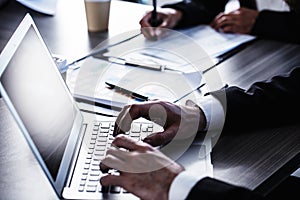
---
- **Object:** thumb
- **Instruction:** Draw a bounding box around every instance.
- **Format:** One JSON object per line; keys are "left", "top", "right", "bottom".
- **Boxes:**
{"left": 100, "top": 174, "right": 124, "bottom": 187}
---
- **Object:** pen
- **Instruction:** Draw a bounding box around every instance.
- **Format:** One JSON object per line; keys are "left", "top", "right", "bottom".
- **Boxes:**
{"left": 108, "top": 56, "right": 165, "bottom": 71}
{"left": 105, "top": 82, "right": 150, "bottom": 101}
{"left": 149, "top": 0, "right": 162, "bottom": 27}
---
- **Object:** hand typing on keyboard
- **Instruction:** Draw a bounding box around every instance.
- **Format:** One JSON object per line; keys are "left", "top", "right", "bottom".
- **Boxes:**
{"left": 99, "top": 100, "right": 209, "bottom": 199}
{"left": 78, "top": 120, "right": 157, "bottom": 194}
{"left": 113, "top": 100, "right": 206, "bottom": 147}
{"left": 100, "top": 135, "right": 184, "bottom": 200}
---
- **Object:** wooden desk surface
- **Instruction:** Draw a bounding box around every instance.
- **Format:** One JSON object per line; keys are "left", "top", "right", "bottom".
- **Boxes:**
{"left": 208, "top": 39, "right": 300, "bottom": 193}
{"left": 1, "top": 0, "right": 300, "bottom": 199}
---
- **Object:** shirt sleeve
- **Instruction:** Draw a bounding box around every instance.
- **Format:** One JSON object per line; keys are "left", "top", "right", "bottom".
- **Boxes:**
{"left": 169, "top": 95, "right": 225, "bottom": 199}
{"left": 197, "top": 95, "right": 225, "bottom": 133}
{"left": 169, "top": 170, "right": 210, "bottom": 200}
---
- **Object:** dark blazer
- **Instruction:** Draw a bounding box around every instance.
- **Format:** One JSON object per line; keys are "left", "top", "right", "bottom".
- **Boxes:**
{"left": 187, "top": 177, "right": 262, "bottom": 199}
{"left": 186, "top": 67, "right": 300, "bottom": 199}
{"left": 222, "top": 66, "right": 300, "bottom": 131}
{"left": 163, "top": 0, "right": 300, "bottom": 43}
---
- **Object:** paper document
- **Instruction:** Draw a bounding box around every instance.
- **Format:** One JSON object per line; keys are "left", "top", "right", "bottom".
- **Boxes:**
{"left": 100, "top": 25, "right": 255, "bottom": 73}
{"left": 66, "top": 57, "right": 203, "bottom": 108}
{"left": 179, "top": 25, "right": 256, "bottom": 58}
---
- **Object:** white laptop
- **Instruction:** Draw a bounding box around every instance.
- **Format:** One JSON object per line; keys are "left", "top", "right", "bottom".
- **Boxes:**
{"left": 0, "top": 14, "right": 213, "bottom": 200}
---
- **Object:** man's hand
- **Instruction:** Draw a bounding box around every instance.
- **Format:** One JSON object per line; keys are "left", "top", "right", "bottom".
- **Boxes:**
{"left": 100, "top": 135, "right": 184, "bottom": 200}
{"left": 210, "top": 7, "right": 259, "bottom": 34}
{"left": 113, "top": 100, "right": 206, "bottom": 147}
{"left": 139, "top": 8, "right": 182, "bottom": 40}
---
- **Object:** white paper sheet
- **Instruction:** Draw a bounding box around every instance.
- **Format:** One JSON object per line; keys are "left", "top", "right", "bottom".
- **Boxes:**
{"left": 67, "top": 57, "right": 203, "bottom": 108}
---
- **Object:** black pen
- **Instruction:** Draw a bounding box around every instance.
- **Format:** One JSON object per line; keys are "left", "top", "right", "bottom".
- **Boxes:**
{"left": 105, "top": 82, "right": 150, "bottom": 101}
{"left": 150, "top": 0, "right": 162, "bottom": 27}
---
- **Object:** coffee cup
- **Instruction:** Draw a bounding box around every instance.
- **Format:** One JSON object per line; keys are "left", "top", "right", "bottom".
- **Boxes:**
{"left": 84, "top": 0, "right": 111, "bottom": 32}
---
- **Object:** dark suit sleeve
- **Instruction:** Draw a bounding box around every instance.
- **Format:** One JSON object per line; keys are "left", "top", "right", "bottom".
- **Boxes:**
{"left": 213, "top": 67, "right": 300, "bottom": 131}
{"left": 162, "top": 0, "right": 229, "bottom": 28}
{"left": 251, "top": 11, "right": 300, "bottom": 43}
{"left": 186, "top": 177, "right": 262, "bottom": 200}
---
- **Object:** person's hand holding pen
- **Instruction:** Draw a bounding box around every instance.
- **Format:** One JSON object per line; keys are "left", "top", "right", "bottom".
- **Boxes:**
{"left": 139, "top": 8, "right": 182, "bottom": 40}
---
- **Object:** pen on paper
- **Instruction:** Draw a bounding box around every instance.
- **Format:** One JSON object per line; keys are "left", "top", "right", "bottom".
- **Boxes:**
{"left": 105, "top": 82, "right": 150, "bottom": 101}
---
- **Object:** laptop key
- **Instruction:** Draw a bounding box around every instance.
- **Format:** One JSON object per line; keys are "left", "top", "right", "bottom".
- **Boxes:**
{"left": 79, "top": 180, "right": 86, "bottom": 186}
{"left": 88, "top": 176, "right": 99, "bottom": 182}
{"left": 78, "top": 186, "right": 84, "bottom": 192}
{"left": 131, "top": 123, "right": 141, "bottom": 133}
{"left": 101, "top": 122, "right": 110, "bottom": 129}
{"left": 86, "top": 185, "right": 97, "bottom": 192}
{"left": 89, "top": 171, "right": 100, "bottom": 176}
{"left": 100, "top": 128, "right": 110, "bottom": 133}
{"left": 95, "top": 145, "right": 106, "bottom": 151}
{"left": 81, "top": 175, "right": 88, "bottom": 181}
{"left": 97, "top": 137, "right": 107, "bottom": 142}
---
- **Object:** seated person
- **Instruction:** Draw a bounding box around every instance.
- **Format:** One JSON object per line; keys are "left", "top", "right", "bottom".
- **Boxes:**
{"left": 140, "top": 0, "right": 300, "bottom": 43}
{"left": 100, "top": 66, "right": 300, "bottom": 199}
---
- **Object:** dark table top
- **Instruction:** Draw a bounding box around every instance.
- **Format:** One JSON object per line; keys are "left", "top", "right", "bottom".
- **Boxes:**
{"left": 1, "top": 0, "right": 300, "bottom": 199}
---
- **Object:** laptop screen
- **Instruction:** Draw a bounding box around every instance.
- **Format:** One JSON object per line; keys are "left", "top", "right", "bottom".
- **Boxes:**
{"left": 0, "top": 25, "right": 77, "bottom": 181}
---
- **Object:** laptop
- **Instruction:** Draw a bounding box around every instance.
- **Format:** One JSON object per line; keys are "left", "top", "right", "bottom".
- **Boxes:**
{"left": 0, "top": 13, "right": 213, "bottom": 199}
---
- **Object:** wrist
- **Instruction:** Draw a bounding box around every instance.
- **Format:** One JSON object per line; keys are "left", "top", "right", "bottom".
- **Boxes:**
{"left": 173, "top": 10, "right": 183, "bottom": 23}
{"left": 185, "top": 99, "right": 207, "bottom": 132}
{"left": 197, "top": 106, "right": 207, "bottom": 132}
{"left": 157, "top": 163, "right": 184, "bottom": 200}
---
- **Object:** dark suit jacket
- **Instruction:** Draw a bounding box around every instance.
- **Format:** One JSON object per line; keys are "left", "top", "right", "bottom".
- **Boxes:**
{"left": 222, "top": 66, "right": 300, "bottom": 131}
{"left": 163, "top": 0, "right": 300, "bottom": 43}
{"left": 185, "top": 67, "right": 300, "bottom": 199}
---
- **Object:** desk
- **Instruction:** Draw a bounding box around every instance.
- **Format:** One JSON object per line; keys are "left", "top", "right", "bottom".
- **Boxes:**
{"left": 208, "top": 38, "right": 300, "bottom": 194}
{"left": 1, "top": 0, "right": 300, "bottom": 199}
{"left": 0, "top": 0, "right": 151, "bottom": 63}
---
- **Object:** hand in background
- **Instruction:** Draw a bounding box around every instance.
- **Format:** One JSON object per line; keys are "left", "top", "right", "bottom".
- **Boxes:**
{"left": 210, "top": 7, "right": 259, "bottom": 34}
{"left": 112, "top": 100, "right": 206, "bottom": 147}
{"left": 139, "top": 8, "right": 182, "bottom": 40}
{"left": 100, "top": 135, "right": 184, "bottom": 200}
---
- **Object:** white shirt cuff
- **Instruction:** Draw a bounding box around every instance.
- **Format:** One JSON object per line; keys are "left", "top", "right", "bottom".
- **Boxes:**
{"left": 170, "top": 95, "right": 224, "bottom": 200}
{"left": 169, "top": 170, "right": 209, "bottom": 200}
{"left": 196, "top": 95, "right": 225, "bottom": 132}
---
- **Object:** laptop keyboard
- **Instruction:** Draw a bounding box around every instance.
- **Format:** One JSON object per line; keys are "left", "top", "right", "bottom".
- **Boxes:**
{"left": 78, "top": 120, "right": 154, "bottom": 194}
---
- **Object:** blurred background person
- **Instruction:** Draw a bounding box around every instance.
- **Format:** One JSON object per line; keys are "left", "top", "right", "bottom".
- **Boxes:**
{"left": 140, "top": 0, "right": 300, "bottom": 43}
